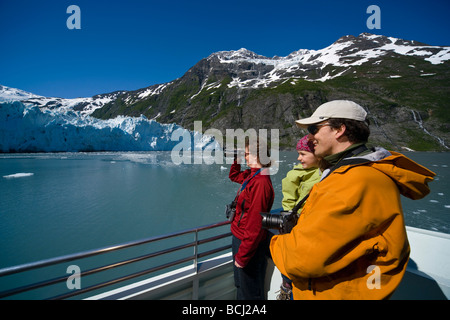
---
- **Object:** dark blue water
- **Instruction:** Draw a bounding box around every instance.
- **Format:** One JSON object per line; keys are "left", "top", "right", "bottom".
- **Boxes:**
{"left": 1, "top": 151, "right": 449, "bottom": 270}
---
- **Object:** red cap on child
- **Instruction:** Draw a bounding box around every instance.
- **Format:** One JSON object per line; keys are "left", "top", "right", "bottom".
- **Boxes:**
{"left": 296, "top": 135, "right": 315, "bottom": 152}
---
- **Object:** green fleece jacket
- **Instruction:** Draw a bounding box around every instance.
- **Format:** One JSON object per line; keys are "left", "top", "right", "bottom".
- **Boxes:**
{"left": 281, "top": 164, "right": 321, "bottom": 211}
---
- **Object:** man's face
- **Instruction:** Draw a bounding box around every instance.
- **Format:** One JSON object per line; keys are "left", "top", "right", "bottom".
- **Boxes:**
{"left": 308, "top": 121, "right": 336, "bottom": 158}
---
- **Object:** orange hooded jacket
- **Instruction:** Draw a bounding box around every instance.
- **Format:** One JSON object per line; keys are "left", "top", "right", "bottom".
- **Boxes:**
{"left": 270, "top": 149, "right": 435, "bottom": 299}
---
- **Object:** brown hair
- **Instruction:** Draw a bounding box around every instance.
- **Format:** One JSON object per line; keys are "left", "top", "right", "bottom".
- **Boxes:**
{"left": 245, "top": 136, "right": 272, "bottom": 168}
{"left": 327, "top": 118, "right": 370, "bottom": 143}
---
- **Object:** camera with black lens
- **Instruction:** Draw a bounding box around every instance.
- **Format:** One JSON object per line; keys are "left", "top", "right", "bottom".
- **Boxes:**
{"left": 225, "top": 200, "right": 237, "bottom": 221}
{"left": 260, "top": 210, "right": 298, "bottom": 234}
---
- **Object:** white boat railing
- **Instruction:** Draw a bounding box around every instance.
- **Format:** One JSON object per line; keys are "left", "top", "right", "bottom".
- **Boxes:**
{"left": 0, "top": 220, "right": 232, "bottom": 300}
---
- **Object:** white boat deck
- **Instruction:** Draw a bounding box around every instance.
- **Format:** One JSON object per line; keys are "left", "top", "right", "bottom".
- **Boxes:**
{"left": 391, "top": 226, "right": 450, "bottom": 299}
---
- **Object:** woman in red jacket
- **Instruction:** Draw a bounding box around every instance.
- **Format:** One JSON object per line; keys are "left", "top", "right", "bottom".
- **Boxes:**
{"left": 229, "top": 138, "right": 275, "bottom": 300}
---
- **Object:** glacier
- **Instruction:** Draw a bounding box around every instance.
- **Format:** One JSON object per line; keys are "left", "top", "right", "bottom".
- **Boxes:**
{"left": 0, "top": 101, "right": 217, "bottom": 153}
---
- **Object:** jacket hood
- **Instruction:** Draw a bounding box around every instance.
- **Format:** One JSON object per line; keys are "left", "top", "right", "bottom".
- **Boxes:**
{"left": 335, "top": 147, "right": 436, "bottom": 200}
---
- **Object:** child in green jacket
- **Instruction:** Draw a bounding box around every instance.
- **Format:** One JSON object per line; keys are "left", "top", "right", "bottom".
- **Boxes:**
{"left": 281, "top": 135, "right": 322, "bottom": 212}
{"left": 277, "top": 135, "right": 322, "bottom": 300}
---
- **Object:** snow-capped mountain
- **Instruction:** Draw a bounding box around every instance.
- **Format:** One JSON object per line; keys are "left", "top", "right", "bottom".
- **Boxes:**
{"left": 0, "top": 85, "right": 44, "bottom": 101}
{"left": 90, "top": 33, "right": 448, "bottom": 151}
{"left": 0, "top": 85, "right": 124, "bottom": 116}
{"left": 205, "top": 33, "right": 450, "bottom": 88}
{"left": 1, "top": 33, "right": 449, "bottom": 152}
{"left": 3, "top": 33, "right": 449, "bottom": 117}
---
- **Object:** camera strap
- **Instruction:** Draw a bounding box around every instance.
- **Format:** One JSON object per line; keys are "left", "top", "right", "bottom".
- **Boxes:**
{"left": 292, "top": 194, "right": 309, "bottom": 215}
{"left": 234, "top": 168, "right": 263, "bottom": 200}
{"left": 239, "top": 168, "right": 262, "bottom": 191}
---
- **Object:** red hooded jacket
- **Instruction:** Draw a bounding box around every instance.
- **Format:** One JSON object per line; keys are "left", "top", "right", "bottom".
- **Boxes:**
{"left": 229, "top": 162, "right": 274, "bottom": 267}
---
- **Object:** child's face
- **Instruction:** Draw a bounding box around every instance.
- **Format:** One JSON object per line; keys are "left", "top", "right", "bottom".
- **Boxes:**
{"left": 297, "top": 150, "right": 319, "bottom": 169}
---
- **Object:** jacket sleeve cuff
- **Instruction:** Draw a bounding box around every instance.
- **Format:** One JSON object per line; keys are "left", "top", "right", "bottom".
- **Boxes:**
{"left": 234, "top": 254, "right": 247, "bottom": 268}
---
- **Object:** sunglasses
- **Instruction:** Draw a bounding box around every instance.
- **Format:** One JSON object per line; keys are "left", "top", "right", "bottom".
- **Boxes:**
{"left": 307, "top": 123, "right": 331, "bottom": 135}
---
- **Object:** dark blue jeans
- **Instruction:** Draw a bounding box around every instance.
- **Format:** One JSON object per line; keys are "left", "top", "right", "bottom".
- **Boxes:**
{"left": 232, "top": 235, "right": 268, "bottom": 300}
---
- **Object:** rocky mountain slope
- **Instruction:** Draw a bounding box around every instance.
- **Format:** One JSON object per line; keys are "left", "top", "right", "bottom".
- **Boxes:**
{"left": 3, "top": 33, "right": 449, "bottom": 151}
{"left": 91, "top": 33, "right": 449, "bottom": 151}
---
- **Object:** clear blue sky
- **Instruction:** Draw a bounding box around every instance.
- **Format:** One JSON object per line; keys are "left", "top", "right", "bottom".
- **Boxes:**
{"left": 1, "top": 0, "right": 449, "bottom": 98}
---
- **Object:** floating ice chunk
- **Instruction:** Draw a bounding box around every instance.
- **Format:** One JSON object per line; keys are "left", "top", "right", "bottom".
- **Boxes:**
{"left": 3, "top": 173, "right": 34, "bottom": 179}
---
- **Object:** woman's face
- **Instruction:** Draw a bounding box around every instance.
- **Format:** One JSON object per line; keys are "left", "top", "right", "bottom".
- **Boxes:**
{"left": 245, "top": 146, "right": 261, "bottom": 168}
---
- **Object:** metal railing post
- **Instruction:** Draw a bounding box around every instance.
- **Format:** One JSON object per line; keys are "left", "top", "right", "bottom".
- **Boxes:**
{"left": 192, "top": 228, "right": 200, "bottom": 299}
{"left": 194, "top": 229, "right": 199, "bottom": 273}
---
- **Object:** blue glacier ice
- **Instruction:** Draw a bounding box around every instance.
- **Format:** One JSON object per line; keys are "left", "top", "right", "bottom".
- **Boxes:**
{"left": 0, "top": 101, "right": 217, "bottom": 153}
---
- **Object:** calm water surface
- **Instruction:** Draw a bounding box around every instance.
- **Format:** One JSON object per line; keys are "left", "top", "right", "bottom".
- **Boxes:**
{"left": 1, "top": 151, "right": 449, "bottom": 268}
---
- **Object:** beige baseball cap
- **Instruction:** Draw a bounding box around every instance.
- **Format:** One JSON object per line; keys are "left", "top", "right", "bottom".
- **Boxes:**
{"left": 295, "top": 100, "right": 367, "bottom": 128}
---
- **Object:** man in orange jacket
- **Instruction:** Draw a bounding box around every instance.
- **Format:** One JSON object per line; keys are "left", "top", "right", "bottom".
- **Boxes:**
{"left": 270, "top": 100, "right": 435, "bottom": 299}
